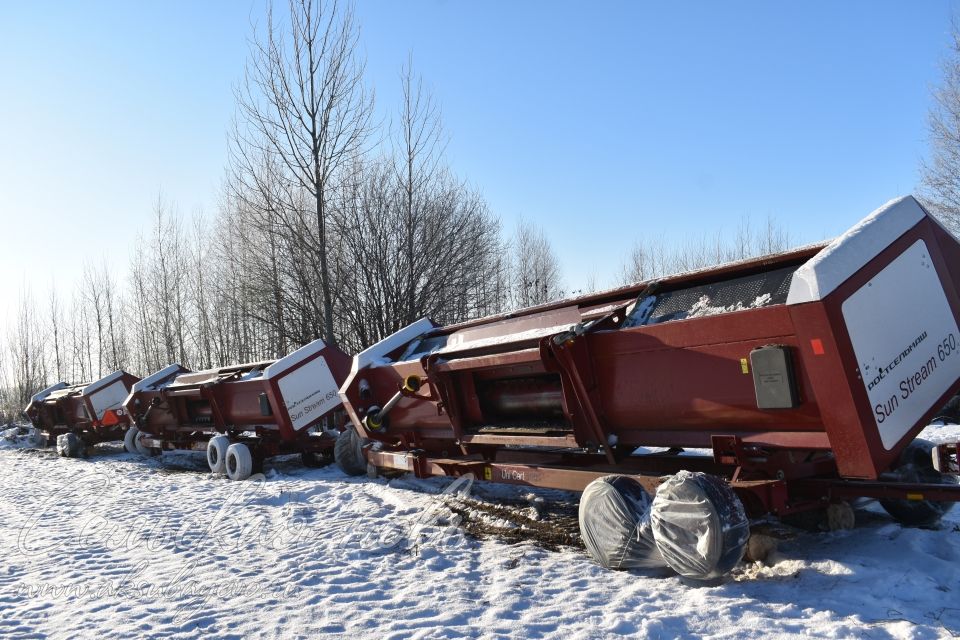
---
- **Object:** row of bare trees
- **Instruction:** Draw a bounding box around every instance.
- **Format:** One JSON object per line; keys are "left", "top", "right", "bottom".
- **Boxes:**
{"left": 620, "top": 215, "right": 793, "bottom": 284}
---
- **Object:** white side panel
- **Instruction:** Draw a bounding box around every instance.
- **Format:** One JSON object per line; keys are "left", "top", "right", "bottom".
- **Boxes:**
{"left": 277, "top": 356, "right": 342, "bottom": 431}
{"left": 263, "top": 339, "right": 326, "bottom": 379}
{"left": 30, "top": 382, "right": 67, "bottom": 406}
{"left": 787, "top": 196, "right": 925, "bottom": 304}
{"left": 131, "top": 364, "right": 184, "bottom": 393}
{"left": 81, "top": 370, "right": 125, "bottom": 396}
{"left": 87, "top": 380, "right": 130, "bottom": 420}
{"left": 351, "top": 317, "right": 435, "bottom": 374}
{"left": 842, "top": 239, "right": 960, "bottom": 449}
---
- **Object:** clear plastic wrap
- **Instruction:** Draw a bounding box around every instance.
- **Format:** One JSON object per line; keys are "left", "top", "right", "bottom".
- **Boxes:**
{"left": 578, "top": 475, "right": 665, "bottom": 569}
{"left": 55, "top": 432, "right": 84, "bottom": 458}
{"left": 649, "top": 470, "right": 749, "bottom": 580}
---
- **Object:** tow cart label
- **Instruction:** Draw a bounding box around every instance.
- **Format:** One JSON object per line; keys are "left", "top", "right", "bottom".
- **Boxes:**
{"left": 842, "top": 239, "right": 960, "bottom": 449}
{"left": 277, "top": 356, "right": 341, "bottom": 431}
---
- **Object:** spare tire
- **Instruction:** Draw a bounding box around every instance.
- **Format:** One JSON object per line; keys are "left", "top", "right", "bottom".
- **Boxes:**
{"left": 880, "top": 438, "right": 956, "bottom": 527}
{"left": 579, "top": 475, "right": 663, "bottom": 570}
{"left": 334, "top": 428, "right": 367, "bottom": 476}
{"left": 650, "top": 471, "right": 750, "bottom": 580}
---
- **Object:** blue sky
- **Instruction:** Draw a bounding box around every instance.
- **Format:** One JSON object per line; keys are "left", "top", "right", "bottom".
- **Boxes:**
{"left": 0, "top": 0, "right": 956, "bottom": 323}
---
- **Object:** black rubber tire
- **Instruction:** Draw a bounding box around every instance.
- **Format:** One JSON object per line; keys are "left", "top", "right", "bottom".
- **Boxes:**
{"left": 650, "top": 471, "right": 750, "bottom": 580}
{"left": 301, "top": 450, "right": 333, "bottom": 468}
{"left": 579, "top": 475, "right": 662, "bottom": 570}
{"left": 334, "top": 428, "right": 367, "bottom": 476}
{"left": 880, "top": 439, "right": 956, "bottom": 527}
{"left": 934, "top": 395, "right": 960, "bottom": 423}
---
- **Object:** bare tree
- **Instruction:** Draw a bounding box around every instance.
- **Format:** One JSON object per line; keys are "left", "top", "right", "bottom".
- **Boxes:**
{"left": 186, "top": 212, "right": 215, "bottom": 369}
{"left": 80, "top": 263, "right": 107, "bottom": 377}
{"left": 922, "top": 25, "right": 960, "bottom": 232}
{"left": 394, "top": 56, "right": 444, "bottom": 324}
{"left": 47, "top": 285, "right": 64, "bottom": 381}
{"left": 0, "top": 345, "right": 12, "bottom": 423}
{"left": 511, "top": 219, "right": 563, "bottom": 307}
{"left": 331, "top": 154, "right": 506, "bottom": 352}
{"left": 620, "top": 214, "right": 792, "bottom": 284}
{"left": 148, "top": 197, "right": 189, "bottom": 366}
{"left": 7, "top": 289, "right": 46, "bottom": 411}
{"left": 236, "top": 0, "right": 374, "bottom": 346}
{"left": 323, "top": 60, "right": 508, "bottom": 352}
{"left": 621, "top": 236, "right": 673, "bottom": 284}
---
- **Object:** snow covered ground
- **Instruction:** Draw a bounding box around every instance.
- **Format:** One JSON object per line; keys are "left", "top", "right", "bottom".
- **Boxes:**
{"left": 0, "top": 424, "right": 958, "bottom": 639}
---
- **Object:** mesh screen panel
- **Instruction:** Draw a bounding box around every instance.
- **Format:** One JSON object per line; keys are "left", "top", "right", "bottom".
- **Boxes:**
{"left": 625, "top": 265, "right": 799, "bottom": 327}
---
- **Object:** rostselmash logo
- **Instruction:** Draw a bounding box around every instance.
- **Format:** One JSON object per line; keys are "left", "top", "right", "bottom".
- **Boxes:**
{"left": 867, "top": 331, "right": 928, "bottom": 391}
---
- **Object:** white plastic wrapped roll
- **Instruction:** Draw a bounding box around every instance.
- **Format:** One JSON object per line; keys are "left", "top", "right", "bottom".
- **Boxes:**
{"left": 579, "top": 475, "right": 665, "bottom": 570}
{"left": 650, "top": 470, "right": 749, "bottom": 580}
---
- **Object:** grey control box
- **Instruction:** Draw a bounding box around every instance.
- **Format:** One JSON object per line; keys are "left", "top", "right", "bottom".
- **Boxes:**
{"left": 750, "top": 345, "right": 799, "bottom": 409}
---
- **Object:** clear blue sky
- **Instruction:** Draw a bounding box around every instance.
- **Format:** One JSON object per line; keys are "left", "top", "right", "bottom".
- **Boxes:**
{"left": 0, "top": 1, "right": 956, "bottom": 326}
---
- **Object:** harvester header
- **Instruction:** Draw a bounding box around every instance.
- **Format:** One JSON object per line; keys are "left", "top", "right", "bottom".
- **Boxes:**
{"left": 335, "top": 195, "right": 960, "bottom": 579}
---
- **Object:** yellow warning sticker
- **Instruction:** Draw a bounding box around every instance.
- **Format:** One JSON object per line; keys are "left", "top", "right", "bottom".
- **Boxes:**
{"left": 740, "top": 358, "right": 750, "bottom": 374}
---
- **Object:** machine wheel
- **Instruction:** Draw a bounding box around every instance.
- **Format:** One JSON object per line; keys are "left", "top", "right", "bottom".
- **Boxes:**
{"left": 133, "top": 429, "right": 157, "bottom": 457}
{"left": 301, "top": 450, "right": 333, "bottom": 468}
{"left": 578, "top": 475, "right": 663, "bottom": 570}
{"left": 650, "top": 471, "right": 750, "bottom": 580}
{"left": 206, "top": 435, "right": 230, "bottom": 474}
{"left": 334, "top": 428, "right": 367, "bottom": 476}
{"left": 934, "top": 395, "right": 960, "bottom": 424}
{"left": 225, "top": 443, "right": 254, "bottom": 481}
{"left": 124, "top": 427, "right": 140, "bottom": 454}
{"left": 880, "top": 439, "right": 956, "bottom": 527}
{"left": 56, "top": 432, "right": 84, "bottom": 458}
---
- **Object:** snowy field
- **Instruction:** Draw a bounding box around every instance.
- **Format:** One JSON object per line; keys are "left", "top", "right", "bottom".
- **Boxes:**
{"left": 0, "top": 425, "right": 959, "bottom": 639}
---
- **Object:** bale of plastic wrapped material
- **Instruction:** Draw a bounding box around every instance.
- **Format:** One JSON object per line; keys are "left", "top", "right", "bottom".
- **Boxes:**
{"left": 579, "top": 475, "right": 664, "bottom": 569}
{"left": 56, "top": 432, "right": 84, "bottom": 458}
{"left": 650, "top": 470, "right": 749, "bottom": 580}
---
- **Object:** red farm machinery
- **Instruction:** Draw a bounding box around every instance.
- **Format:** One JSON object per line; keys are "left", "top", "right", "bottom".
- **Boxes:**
{"left": 334, "top": 196, "right": 960, "bottom": 580}
{"left": 25, "top": 370, "right": 141, "bottom": 457}
{"left": 123, "top": 339, "right": 351, "bottom": 480}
